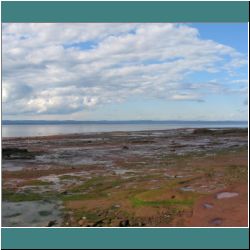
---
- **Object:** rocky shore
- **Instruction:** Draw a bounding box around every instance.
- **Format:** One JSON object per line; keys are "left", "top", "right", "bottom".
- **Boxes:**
{"left": 2, "top": 128, "right": 248, "bottom": 227}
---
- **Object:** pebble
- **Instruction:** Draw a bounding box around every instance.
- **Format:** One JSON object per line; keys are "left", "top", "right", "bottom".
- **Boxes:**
{"left": 119, "top": 219, "right": 130, "bottom": 227}
{"left": 60, "top": 191, "right": 68, "bottom": 195}
{"left": 203, "top": 203, "right": 213, "bottom": 209}
{"left": 47, "top": 220, "right": 57, "bottom": 227}
{"left": 78, "top": 219, "right": 85, "bottom": 226}
{"left": 210, "top": 218, "right": 223, "bottom": 226}
{"left": 110, "top": 219, "right": 120, "bottom": 227}
{"left": 136, "top": 222, "right": 145, "bottom": 227}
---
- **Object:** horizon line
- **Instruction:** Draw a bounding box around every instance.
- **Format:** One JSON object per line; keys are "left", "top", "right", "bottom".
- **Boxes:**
{"left": 2, "top": 119, "right": 248, "bottom": 123}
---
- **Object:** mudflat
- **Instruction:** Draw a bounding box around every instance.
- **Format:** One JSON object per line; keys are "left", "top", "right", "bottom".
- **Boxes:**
{"left": 2, "top": 128, "right": 248, "bottom": 227}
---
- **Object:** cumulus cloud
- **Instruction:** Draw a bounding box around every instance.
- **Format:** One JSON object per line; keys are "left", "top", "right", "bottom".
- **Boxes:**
{"left": 2, "top": 23, "right": 248, "bottom": 116}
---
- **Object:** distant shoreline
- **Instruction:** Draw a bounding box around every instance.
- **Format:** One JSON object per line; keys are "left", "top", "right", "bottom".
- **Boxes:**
{"left": 2, "top": 127, "right": 248, "bottom": 140}
{"left": 2, "top": 120, "right": 248, "bottom": 125}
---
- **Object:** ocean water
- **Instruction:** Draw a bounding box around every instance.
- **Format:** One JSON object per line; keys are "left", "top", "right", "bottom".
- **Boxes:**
{"left": 1, "top": 121, "right": 248, "bottom": 138}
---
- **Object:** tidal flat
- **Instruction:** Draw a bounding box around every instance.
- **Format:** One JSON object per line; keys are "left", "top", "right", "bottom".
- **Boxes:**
{"left": 2, "top": 128, "right": 248, "bottom": 227}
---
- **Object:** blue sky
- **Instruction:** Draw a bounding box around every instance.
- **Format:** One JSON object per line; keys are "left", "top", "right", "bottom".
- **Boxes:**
{"left": 192, "top": 24, "right": 248, "bottom": 53}
{"left": 2, "top": 23, "right": 248, "bottom": 121}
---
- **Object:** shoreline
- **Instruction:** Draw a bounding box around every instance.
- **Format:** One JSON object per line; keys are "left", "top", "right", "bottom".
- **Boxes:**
{"left": 2, "top": 126, "right": 248, "bottom": 140}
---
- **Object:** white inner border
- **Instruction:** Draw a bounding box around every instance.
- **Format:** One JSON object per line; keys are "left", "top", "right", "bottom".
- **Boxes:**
{"left": 0, "top": 0, "right": 249, "bottom": 234}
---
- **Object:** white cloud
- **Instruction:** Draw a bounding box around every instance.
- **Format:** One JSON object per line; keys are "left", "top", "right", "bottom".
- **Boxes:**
{"left": 2, "top": 23, "right": 248, "bottom": 117}
{"left": 170, "top": 93, "right": 204, "bottom": 102}
{"left": 231, "top": 79, "right": 248, "bottom": 84}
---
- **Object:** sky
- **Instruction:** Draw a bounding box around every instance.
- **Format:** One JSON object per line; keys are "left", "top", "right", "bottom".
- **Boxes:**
{"left": 2, "top": 23, "right": 248, "bottom": 121}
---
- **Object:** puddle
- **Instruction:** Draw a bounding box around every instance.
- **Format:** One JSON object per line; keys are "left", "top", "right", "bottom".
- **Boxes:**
{"left": 180, "top": 186, "right": 194, "bottom": 192}
{"left": 2, "top": 200, "right": 63, "bottom": 227}
{"left": 36, "top": 174, "right": 87, "bottom": 192}
{"left": 113, "top": 169, "right": 135, "bottom": 175}
{"left": 216, "top": 192, "right": 239, "bottom": 199}
{"left": 36, "top": 149, "right": 112, "bottom": 167}
{"left": 1, "top": 161, "right": 28, "bottom": 171}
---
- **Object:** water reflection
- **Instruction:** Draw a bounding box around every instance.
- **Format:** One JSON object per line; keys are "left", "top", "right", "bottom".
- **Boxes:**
{"left": 2, "top": 123, "right": 248, "bottom": 138}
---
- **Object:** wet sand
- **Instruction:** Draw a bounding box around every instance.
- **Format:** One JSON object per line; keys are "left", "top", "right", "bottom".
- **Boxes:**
{"left": 2, "top": 128, "right": 248, "bottom": 227}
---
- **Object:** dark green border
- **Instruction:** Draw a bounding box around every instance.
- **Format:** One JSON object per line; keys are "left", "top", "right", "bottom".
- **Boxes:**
{"left": 1, "top": 228, "right": 249, "bottom": 249}
{"left": 1, "top": 1, "right": 249, "bottom": 22}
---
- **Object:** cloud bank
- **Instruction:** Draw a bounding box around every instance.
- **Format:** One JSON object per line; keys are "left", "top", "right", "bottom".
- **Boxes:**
{"left": 2, "top": 23, "right": 248, "bottom": 117}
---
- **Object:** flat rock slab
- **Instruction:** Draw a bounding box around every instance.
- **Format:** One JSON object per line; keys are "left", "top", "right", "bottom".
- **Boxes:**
{"left": 216, "top": 192, "right": 239, "bottom": 199}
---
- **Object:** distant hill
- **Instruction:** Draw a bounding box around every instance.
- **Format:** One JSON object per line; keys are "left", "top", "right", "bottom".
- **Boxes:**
{"left": 2, "top": 120, "right": 248, "bottom": 125}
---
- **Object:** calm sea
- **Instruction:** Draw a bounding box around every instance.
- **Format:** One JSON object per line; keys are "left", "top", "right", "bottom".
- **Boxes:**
{"left": 1, "top": 121, "right": 248, "bottom": 138}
